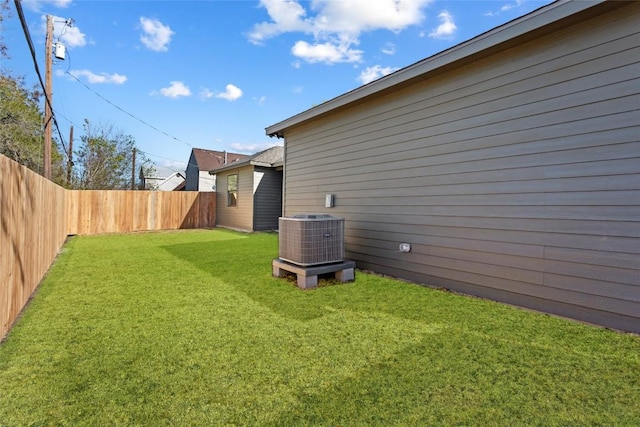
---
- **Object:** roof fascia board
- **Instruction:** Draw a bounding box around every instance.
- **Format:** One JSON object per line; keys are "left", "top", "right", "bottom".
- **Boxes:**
{"left": 210, "top": 160, "right": 282, "bottom": 174}
{"left": 208, "top": 163, "right": 245, "bottom": 175}
{"left": 251, "top": 161, "right": 273, "bottom": 167}
{"left": 265, "top": 0, "right": 605, "bottom": 137}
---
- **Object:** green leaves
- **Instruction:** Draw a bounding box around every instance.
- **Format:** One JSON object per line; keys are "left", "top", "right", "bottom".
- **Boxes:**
{"left": 74, "top": 120, "right": 146, "bottom": 189}
{"left": 0, "top": 74, "right": 46, "bottom": 173}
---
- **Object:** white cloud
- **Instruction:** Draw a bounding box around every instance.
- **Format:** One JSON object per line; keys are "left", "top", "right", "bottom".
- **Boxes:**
{"left": 229, "top": 141, "right": 283, "bottom": 153}
{"left": 381, "top": 42, "right": 396, "bottom": 55}
{"left": 159, "top": 160, "right": 187, "bottom": 171}
{"left": 248, "top": 0, "right": 312, "bottom": 44}
{"left": 216, "top": 84, "right": 243, "bottom": 101}
{"left": 255, "top": 96, "right": 267, "bottom": 106}
{"left": 292, "top": 40, "right": 362, "bottom": 64}
{"left": 357, "top": 65, "right": 399, "bottom": 84}
{"left": 139, "top": 17, "right": 174, "bottom": 52}
{"left": 310, "top": 0, "right": 431, "bottom": 36}
{"left": 249, "top": 0, "right": 432, "bottom": 64}
{"left": 200, "top": 88, "right": 215, "bottom": 99}
{"left": 63, "top": 69, "right": 127, "bottom": 84}
{"left": 24, "top": 0, "right": 72, "bottom": 12}
{"left": 40, "top": 15, "right": 87, "bottom": 48}
{"left": 155, "top": 81, "right": 191, "bottom": 98}
{"left": 429, "top": 10, "right": 456, "bottom": 39}
{"left": 485, "top": 0, "right": 525, "bottom": 16}
{"left": 200, "top": 84, "right": 243, "bottom": 101}
{"left": 501, "top": 0, "right": 525, "bottom": 12}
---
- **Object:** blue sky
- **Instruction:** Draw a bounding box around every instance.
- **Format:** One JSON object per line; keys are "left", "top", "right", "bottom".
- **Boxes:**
{"left": 3, "top": 0, "right": 552, "bottom": 172}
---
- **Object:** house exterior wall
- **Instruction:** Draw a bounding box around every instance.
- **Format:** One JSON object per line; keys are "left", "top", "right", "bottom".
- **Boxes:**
{"left": 185, "top": 152, "right": 199, "bottom": 191}
{"left": 281, "top": 3, "right": 640, "bottom": 332}
{"left": 216, "top": 166, "right": 254, "bottom": 231}
{"left": 143, "top": 177, "right": 163, "bottom": 190}
{"left": 185, "top": 156, "right": 216, "bottom": 192}
{"left": 198, "top": 171, "right": 216, "bottom": 192}
{"left": 253, "top": 166, "right": 283, "bottom": 231}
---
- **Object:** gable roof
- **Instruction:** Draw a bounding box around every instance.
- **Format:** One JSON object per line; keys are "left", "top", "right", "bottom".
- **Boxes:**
{"left": 156, "top": 172, "right": 185, "bottom": 191}
{"left": 266, "top": 0, "right": 613, "bottom": 138}
{"left": 209, "top": 145, "right": 283, "bottom": 174}
{"left": 190, "top": 148, "right": 247, "bottom": 170}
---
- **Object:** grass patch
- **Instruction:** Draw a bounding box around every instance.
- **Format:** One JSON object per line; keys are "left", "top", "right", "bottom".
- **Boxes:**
{"left": 1, "top": 229, "right": 638, "bottom": 426}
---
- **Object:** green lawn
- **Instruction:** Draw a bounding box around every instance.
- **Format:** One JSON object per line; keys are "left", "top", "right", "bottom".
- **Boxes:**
{"left": 1, "top": 229, "right": 638, "bottom": 426}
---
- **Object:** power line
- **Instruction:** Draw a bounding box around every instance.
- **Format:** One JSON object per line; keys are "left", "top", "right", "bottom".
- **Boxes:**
{"left": 14, "top": 1, "right": 190, "bottom": 165}
{"left": 137, "top": 149, "right": 187, "bottom": 168}
{"left": 64, "top": 70, "right": 193, "bottom": 148}
{"left": 13, "top": 0, "right": 68, "bottom": 157}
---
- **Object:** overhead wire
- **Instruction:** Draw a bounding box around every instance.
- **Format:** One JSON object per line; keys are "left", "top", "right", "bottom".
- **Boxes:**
{"left": 64, "top": 70, "right": 193, "bottom": 148}
{"left": 13, "top": 0, "right": 68, "bottom": 159}
{"left": 60, "top": 51, "right": 188, "bottom": 169}
{"left": 136, "top": 149, "right": 187, "bottom": 172}
{"left": 14, "top": 0, "right": 190, "bottom": 168}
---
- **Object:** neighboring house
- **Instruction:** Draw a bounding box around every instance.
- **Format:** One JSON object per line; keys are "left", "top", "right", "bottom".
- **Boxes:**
{"left": 185, "top": 148, "right": 247, "bottom": 191}
{"left": 210, "top": 145, "right": 283, "bottom": 231}
{"left": 139, "top": 165, "right": 185, "bottom": 191}
{"left": 266, "top": 1, "right": 640, "bottom": 333}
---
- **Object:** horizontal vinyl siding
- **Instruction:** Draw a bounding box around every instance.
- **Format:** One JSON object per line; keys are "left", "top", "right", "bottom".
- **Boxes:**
{"left": 216, "top": 167, "right": 254, "bottom": 231}
{"left": 282, "top": 3, "right": 640, "bottom": 332}
{"left": 198, "top": 171, "right": 216, "bottom": 192}
{"left": 253, "top": 167, "right": 282, "bottom": 231}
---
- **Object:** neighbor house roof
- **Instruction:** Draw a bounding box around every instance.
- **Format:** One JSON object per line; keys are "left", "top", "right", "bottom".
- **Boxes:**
{"left": 266, "top": 0, "right": 610, "bottom": 138}
{"left": 191, "top": 148, "right": 247, "bottom": 170}
{"left": 208, "top": 145, "right": 283, "bottom": 174}
{"left": 156, "top": 172, "right": 185, "bottom": 191}
{"left": 140, "top": 165, "right": 181, "bottom": 179}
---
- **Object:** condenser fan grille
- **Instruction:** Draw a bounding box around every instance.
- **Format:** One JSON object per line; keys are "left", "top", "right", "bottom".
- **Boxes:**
{"left": 279, "top": 215, "right": 344, "bottom": 266}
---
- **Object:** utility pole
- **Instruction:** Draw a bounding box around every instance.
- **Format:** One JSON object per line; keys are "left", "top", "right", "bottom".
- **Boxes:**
{"left": 67, "top": 125, "right": 73, "bottom": 186}
{"left": 131, "top": 148, "right": 136, "bottom": 190}
{"left": 43, "top": 15, "right": 53, "bottom": 180}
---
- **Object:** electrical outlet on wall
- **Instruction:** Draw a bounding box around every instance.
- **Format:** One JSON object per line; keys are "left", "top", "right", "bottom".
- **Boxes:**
{"left": 325, "top": 194, "right": 335, "bottom": 208}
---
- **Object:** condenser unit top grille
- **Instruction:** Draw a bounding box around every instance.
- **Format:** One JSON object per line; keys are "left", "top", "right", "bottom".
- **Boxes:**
{"left": 289, "top": 214, "right": 335, "bottom": 220}
{"left": 279, "top": 215, "right": 344, "bottom": 266}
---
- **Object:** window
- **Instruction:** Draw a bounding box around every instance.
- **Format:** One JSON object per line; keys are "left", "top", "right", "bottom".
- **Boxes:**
{"left": 227, "top": 174, "right": 238, "bottom": 207}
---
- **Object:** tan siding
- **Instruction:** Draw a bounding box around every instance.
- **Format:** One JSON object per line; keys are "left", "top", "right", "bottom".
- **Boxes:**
{"left": 282, "top": 3, "right": 640, "bottom": 332}
{"left": 216, "top": 167, "right": 254, "bottom": 231}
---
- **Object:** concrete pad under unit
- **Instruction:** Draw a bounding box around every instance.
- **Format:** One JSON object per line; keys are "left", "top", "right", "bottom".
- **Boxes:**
{"left": 272, "top": 258, "right": 356, "bottom": 289}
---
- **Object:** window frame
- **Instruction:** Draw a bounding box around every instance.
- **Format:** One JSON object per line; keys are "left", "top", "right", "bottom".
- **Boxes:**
{"left": 227, "top": 173, "right": 238, "bottom": 207}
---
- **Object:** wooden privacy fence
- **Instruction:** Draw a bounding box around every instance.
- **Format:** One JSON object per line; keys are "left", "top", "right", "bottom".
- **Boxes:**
{"left": 1, "top": 156, "right": 68, "bottom": 341}
{"left": 67, "top": 190, "right": 215, "bottom": 235}
{"left": 1, "top": 154, "right": 216, "bottom": 339}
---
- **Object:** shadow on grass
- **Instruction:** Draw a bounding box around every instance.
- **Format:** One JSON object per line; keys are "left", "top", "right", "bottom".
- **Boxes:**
{"left": 159, "top": 231, "right": 635, "bottom": 350}
{"left": 161, "top": 235, "right": 341, "bottom": 321}
{"left": 160, "top": 233, "right": 488, "bottom": 327}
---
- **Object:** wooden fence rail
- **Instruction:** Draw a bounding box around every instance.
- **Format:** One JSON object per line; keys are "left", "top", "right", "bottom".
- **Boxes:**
{"left": 1, "top": 154, "right": 216, "bottom": 340}
{"left": 67, "top": 190, "right": 215, "bottom": 235}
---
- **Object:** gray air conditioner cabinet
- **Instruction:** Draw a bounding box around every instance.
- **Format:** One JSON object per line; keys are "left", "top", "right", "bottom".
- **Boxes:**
{"left": 278, "top": 214, "right": 345, "bottom": 266}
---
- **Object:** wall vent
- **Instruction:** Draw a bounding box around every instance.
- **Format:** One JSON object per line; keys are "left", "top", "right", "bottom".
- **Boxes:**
{"left": 279, "top": 214, "right": 344, "bottom": 266}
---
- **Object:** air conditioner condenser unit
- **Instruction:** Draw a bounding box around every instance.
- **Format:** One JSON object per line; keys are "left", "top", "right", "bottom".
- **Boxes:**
{"left": 278, "top": 214, "right": 344, "bottom": 266}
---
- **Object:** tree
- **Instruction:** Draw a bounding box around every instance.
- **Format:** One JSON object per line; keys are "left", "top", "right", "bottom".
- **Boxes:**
{"left": 0, "top": 0, "right": 8, "bottom": 59}
{"left": 0, "top": 75, "right": 43, "bottom": 170}
{"left": 74, "top": 120, "right": 149, "bottom": 190}
{"left": 0, "top": 1, "right": 66, "bottom": 184}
